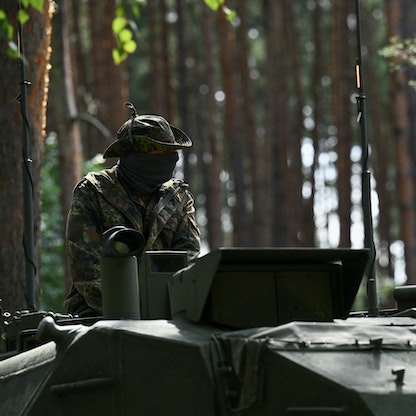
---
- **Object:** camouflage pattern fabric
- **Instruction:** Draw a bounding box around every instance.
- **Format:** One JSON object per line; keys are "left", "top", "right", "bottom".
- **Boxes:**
{"left": 64, "top": 166, "right": 201, "bottom": 317}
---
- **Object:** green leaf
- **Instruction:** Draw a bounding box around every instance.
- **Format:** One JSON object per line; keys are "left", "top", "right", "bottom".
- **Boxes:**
{"left": 112, "top": 16, "right": 126, "bottom": 34}
{"left": 17, "top": 9, "right": 30, "bottom": 25}
{"left": 123, "top": 39, "right": 137, "bottom": 54}
{"left": 115, "top": 4, "right": 125, "bottom": 18}
{"left": 204, "top": 0, "right": 224, "bottom": 12}
{"left": 119, "top": 28, "right": 133, "bottom": 42}
{"left": 223, "top": 6, "right": 236, "bottom": 22}
{"left": 21, "top": 0, "right": 30, "bottom": 8}
{"left": 0, "top": 11, "right": 14, "bottom": 40}
{"left": 30, "top": 0, "right": 45, "bottom": 12}
{"left": 7, "top": 41, "right": 18, "bottom": 58}
{"left": 131, "top": 4, "right": 141, "bottom": 18}
{"left": 6, "top": 22, "right": 13, "bottom": 39}
{"left": 112, "top": 48, "right": 126, "bottom": 65}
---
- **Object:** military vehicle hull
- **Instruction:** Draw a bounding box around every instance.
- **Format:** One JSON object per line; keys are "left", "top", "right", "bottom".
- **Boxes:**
{"left": 2, "top": 313, "right": 416, "bottom": 415}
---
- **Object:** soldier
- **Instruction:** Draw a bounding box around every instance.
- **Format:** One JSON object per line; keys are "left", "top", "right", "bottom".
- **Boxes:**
{"left": 64, "top": 103, "right": 201, "bottom": 317}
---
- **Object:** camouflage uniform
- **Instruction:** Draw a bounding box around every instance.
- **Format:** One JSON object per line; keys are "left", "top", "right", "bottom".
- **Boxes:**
{"left": 64, "top": 166, "right": 201, "bottom": 317}
{"left": 64, "top": 103, "right": 200, "bottom": 316}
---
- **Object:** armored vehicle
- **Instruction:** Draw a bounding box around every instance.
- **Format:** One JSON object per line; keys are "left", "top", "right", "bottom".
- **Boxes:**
{"left": 2, "top": 227, "right": 416, "bottom": 415}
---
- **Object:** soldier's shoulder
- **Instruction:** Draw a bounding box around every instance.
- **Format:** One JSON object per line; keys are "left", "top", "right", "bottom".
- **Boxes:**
{"left": 77, "top": 167, "right": 118, "bottom": 192}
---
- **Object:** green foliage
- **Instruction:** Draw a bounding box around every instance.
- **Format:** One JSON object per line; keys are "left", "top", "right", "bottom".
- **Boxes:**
{"left": 112, "top": 15, "right": 138, "bottom": 65}
{"left": 0, "top": 9, "right": 13, "bottom": 39}
{"left": 380, "top": 36, "right": 416, "bottom": 65}
{"left": 380, "top": 36, "right": 416, "bottom": 87}
{"left": 39, "top": 133, "right": 65, "bottom": 312}
{"left": 111, "top": 0, "right": 235, "bottom": 64}
{"left": 1, "top": 1, "right": 46, "bottom": 58}
{"left": 21, "top": 0, "right": 45, "bottom": 13}
{"left": 112, "top": 1, "right": 143, "bottom": 64}
{"left": 40, "top": 134, "right": 104, "bottom": 312}
{"left": 83, "top": 153, "right": 105, "bottom": 175}
{"left": 204, "top": 0, "right": 236, "bottom": 21}
{"left": 352, "top": 275, "right": 396, "bottom": 312}
{"left": 2, "top": 0, "right": 230, "bottom": 65}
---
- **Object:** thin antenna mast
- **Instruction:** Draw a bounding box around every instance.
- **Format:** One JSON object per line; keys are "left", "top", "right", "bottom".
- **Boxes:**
{"left": 355, "top": 0, "right": 378, "bottom": 316}
{"left": 17, "top": 2, "right": 37, "bottom": 312}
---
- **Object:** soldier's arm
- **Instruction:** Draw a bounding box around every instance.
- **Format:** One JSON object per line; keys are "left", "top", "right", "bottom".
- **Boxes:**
{"left": 66, "top": 180, "right": 104, "bottom": 314}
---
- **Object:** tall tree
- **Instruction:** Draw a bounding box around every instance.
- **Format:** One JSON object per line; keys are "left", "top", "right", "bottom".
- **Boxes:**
{"left": 385, "top": 0, "right": 416, "bottom": 284}
{"left": 364, "top": 1, "right": 395, "bottom": 283}
{"left": 262, "top": 0, "right": 282, "bottom": 246}
{"left": 331, "top": 0, "right": 354, "bottom": 247}
{"left": 199, "top": 3, "right": 224, "bottom": 250}
{"left": 281, "top": 0, "right": 306, "bottom": 246}
{"left": 47, "top": 0, "right": 83, "bottom": 290}
{"left": 0, "top": 1, "right": 52, "bottom": 313}
{"left": 306, "top": 0, "right": 326, "bottom": 247}
{"left": 87, "top": 0, "right": 129, "bottom": 157}
{"left": 235, "top": 1, "right": 256, "bottom": 244}
{"left": 217, "top": 8, "right": 250, "bottom": 246}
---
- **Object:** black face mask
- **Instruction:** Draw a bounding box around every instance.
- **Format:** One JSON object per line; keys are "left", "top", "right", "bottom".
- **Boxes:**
{"left": 117, "top": 152, "right": 179, "bottom": 194}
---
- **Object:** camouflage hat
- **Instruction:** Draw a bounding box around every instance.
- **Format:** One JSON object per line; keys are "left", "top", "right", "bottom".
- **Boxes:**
{"left": 103, "top": 102, "right": 192, "bottom": 158}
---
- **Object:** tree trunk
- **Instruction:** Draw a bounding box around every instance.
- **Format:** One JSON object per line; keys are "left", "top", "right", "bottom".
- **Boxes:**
{"left": 385, "top": 0, "right": 416, "bottom": 284}
{"left": 199, "top": 4, "right": 223, "bottom": 250}
{"left": 47, "top": 0, "right": 83, "bottom": 292}
{"left": 235, "top": 1, "right": 256, "bottom": 245}
{"left": 331, "top": 0, "right": 353, "bottom": 247}
{"left": 147, "top": 1, "right": 165, "bottom": 114}
{"left": 88, "top": 0, "right": 129, "bottom": 158}
{"left": 281, "top": 0, "right": 305, "bottom": 246}
{"left": 364, "top": 2, "right": 395, "bottom": 285}
{"left": 306, "top": 0, "right": 325, "bottom": 247}
{"left": 0, "top": 1, "right": 52, "bottom": 314}
{"left": 217, "top": 9, "right": 249, "bottom": 246}
{"left": 262, "top": 0, "right": 281, "bottom": 246}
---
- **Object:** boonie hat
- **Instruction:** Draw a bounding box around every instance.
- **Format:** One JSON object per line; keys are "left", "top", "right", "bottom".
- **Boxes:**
{"left": 103, "top": 102, "right": 192, "bottom": 158}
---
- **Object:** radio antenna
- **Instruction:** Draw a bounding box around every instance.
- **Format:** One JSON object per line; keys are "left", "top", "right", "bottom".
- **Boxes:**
{"left": 17, "top": 1, "right": 37, "bottom": 312}
{"left": 355, "top": 0, "right": 378, "bottom": 316}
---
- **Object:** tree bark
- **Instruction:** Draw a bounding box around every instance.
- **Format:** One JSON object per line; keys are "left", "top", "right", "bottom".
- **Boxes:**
{"left": 0, "top": 1, "right": 52, "bottom": 314}
{"left": 217, "top": 9, "right": 250, "bottom": 246}
{"left": 385, "top": 0, "right": 416, "bottom": 284}
{"left": 88, "top": 0, "right": 129, "bottom": 158}
{"left": 262, "top": 0, "right": 281, "bottom": 246}
{"left": 200, "top": 3, "right": 224, "bottom": 250}
{"left": 331, "top": 0, "right": 353, "bottom": 247}
{"left": 47, "top": 0, "right": 83, "bottom": 291}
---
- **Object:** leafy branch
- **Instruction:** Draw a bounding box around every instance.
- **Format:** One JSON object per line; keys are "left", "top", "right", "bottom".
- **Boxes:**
{"left": 380, "top": 36, "right": 416, "bottom": 87}
{"left": 204, "top": 0, "right": 236, "bottom": 21}
{"left": 0, "top": 0, "right": 44, "bottom": 58}
{"left": 1, "top": 0, "right": 234, "bottom": 65}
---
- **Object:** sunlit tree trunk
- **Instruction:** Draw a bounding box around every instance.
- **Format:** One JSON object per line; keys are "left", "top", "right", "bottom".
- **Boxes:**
{"left": 0, "top": 1, "right": 52, "bottom": 314}
{"left": 47, "top": 0, "right": 83, "bottom": 291}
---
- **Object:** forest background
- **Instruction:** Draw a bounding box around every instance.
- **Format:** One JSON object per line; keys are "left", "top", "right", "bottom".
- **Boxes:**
{"left": 1, "top": 0, "right": 416, "bottom": 314}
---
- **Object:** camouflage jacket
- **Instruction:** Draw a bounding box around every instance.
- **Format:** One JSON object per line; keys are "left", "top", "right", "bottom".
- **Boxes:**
{"left": 64, "top": 166, "right": 201, "bottom": 316}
